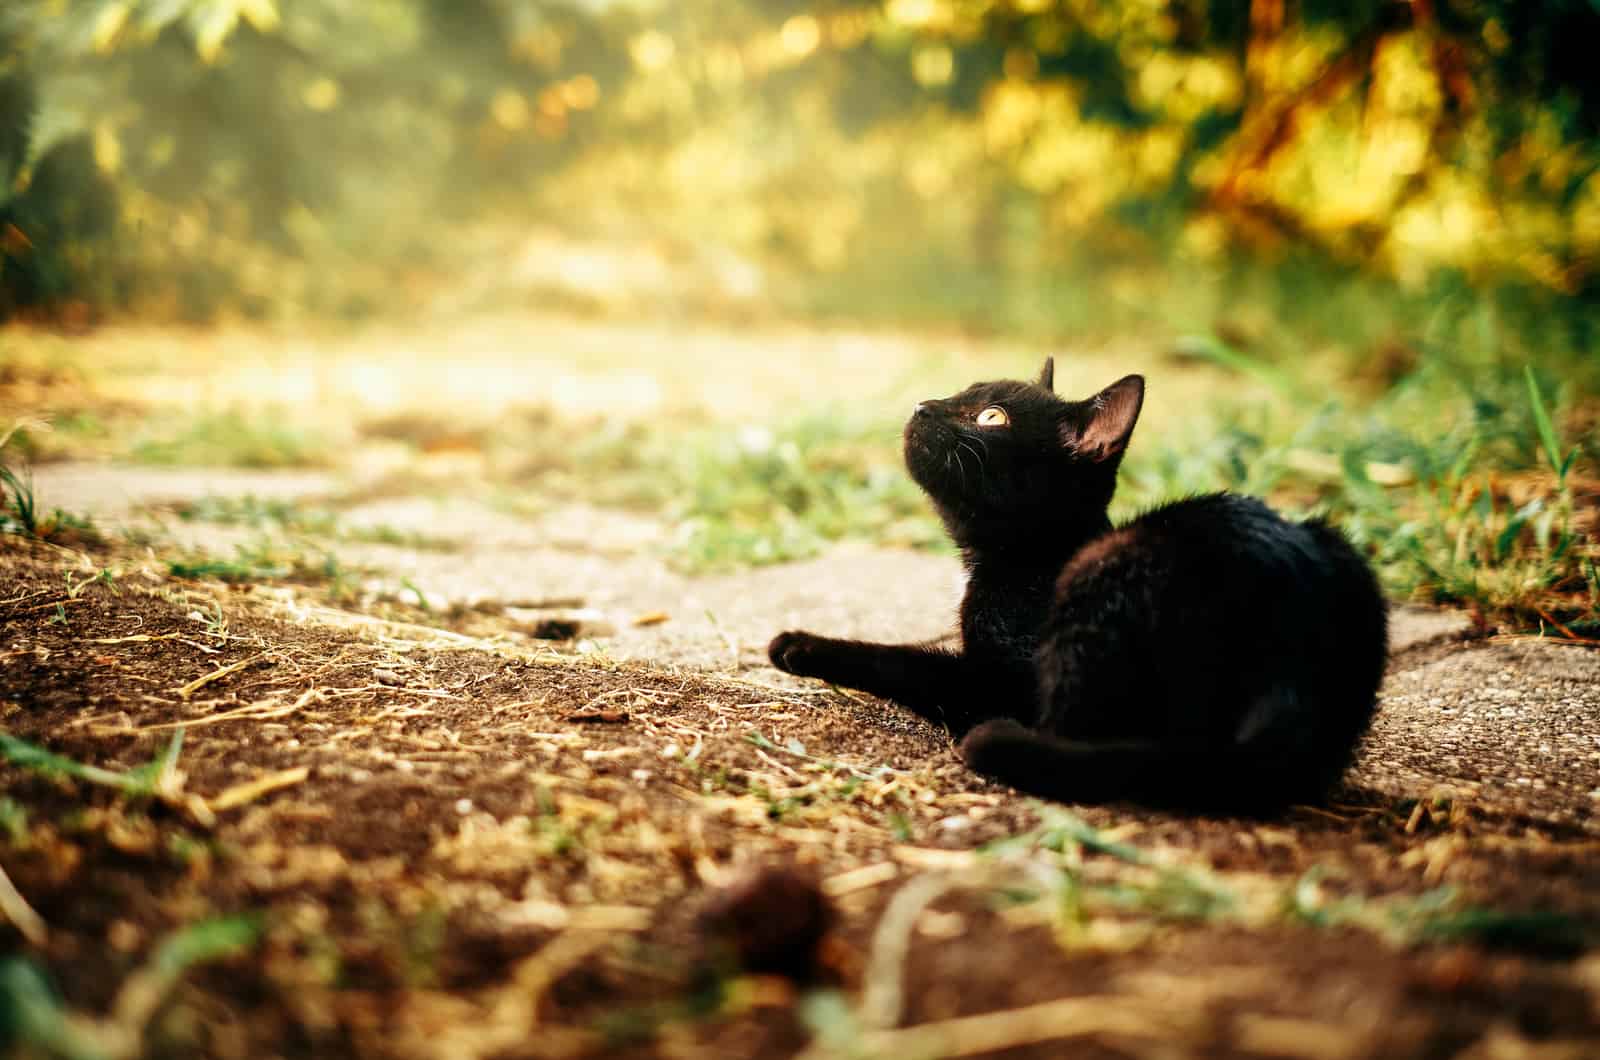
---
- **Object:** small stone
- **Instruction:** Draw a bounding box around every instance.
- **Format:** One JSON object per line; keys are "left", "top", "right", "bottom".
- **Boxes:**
{"left": 107, "top": 919, "right": 142, "bottom": 952}
{"left": 698, "top": 865, "right": 836, "bottom": 981}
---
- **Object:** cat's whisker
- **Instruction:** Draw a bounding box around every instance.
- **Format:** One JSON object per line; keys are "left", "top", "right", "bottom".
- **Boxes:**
{"left": 952, "top": 445, "right": 969, "bottom": 490}
{"left": 958, "top": 439, "right": 988, "bottom": 484}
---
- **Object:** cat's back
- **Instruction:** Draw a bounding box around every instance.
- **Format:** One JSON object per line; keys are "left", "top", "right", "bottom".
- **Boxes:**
{"left": 1090, "top": 492, "right": 1355, "bottom": 581}
{"left": 1055, "top": 491, "right": 1384, "bottom": 645}
{"left": 1042, "top": 491, "right": 1386, "bottom": 750}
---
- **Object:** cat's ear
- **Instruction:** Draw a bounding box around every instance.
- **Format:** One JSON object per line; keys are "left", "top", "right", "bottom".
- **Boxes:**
{"left": 1068, "top": 374, "right": 1144, "bottom": 461}
{"left": 1037, "top": 356, "right": 1055, "bottom": 392}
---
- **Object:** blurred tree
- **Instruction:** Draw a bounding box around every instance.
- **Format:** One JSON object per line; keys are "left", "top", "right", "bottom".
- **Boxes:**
{"left": 2, "top": 0, "right": 1598, "bottom": 320}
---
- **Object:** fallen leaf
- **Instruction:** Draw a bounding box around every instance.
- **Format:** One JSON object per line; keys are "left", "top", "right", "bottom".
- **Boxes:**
{"left": 565, "top": 708, "right": 630, "bottom": 724}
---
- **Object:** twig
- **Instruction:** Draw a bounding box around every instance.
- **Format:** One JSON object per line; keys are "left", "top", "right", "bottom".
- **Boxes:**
{"left": 172, "top": 653, "right": 270, "bottom": 700}
{"left": 1535, "top": 608, "right": 1600, "bottom": 645}
{"left": 133, "top": 686, "right": 326, "bottom": 732}
{"left": 822, "top": 861, "right": 900, "bottom": 898}
{"left": 859, "top": 873, "right": 962, "bottom": 1029}
{"left": 799, "top": 994, "right": 1199, "bottom": 1060}
{"left": 0, "top": 859, "right": 47, "bottom": 945}
{"left": 209, "top": 766, "right": 311, "bottom": 812}
{"left": 11, "top": 596, "right": 89, "bottom": 616}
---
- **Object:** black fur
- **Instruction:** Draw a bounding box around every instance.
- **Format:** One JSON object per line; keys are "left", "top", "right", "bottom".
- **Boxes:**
{"left": 768, "top": 359, "right": 1388, "bottom": 812}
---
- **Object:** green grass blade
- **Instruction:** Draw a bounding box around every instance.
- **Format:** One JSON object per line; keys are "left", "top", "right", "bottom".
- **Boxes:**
{"left": 0, "top": 732, "right": 146, "bottom": 793}
{"left": 1523, "top": 365, "right": 1568, "bottom": 483}
{"left": 149, "top": 915, "right": 263, "bottom": 978}
{"left": 1417, "top": 908, "right": 1591, "bottom": 956}
{"left": 0, "top": 958, "right": 109, "bottom": 1060}
{"left": 1176, "top": 333, "right": 1306, "bottom": 402}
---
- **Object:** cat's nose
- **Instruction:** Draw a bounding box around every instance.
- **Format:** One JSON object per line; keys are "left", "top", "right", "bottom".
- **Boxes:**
{"left": 914, "top": 401, "right": 933, "bottom": 419}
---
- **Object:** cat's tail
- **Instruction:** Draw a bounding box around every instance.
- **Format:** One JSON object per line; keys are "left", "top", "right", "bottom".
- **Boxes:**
{"left": 959, "top": 720, "right": 1327, "bottom": 814}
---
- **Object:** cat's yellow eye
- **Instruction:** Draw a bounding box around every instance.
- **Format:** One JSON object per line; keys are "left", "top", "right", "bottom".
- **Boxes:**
{"left": 976, "top": 406, "right": 1009, "bottom": 427}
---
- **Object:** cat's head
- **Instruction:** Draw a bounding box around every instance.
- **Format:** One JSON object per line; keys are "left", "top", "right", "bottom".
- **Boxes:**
{"left": 902, "top": 358, "right": 1144, "bottom": 543}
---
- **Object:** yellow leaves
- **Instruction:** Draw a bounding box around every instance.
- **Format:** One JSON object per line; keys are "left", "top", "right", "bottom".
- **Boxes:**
{"left": 490, "top": 90, "right": 530, "bottom": 131}
{"left": 780, "top": 15, "right": 822, "bottom": 60}
{"left": 237, "top": 0, "right": 280, "bottom": 34}
{"left": 911, "top": 45, "right": 954, "bottom": 87}
{"left": 886, "top": 0, "right": 941, "bottom": 28}
{"left": 907, "top": 156, "right": 951, "bottom": 200}
{"left": 630, "top": 31, "right": 676, "bottom": 72}
{"left": 1363, "top": 118, "right": 1429, "bottom": 178}
{"left": 91, "top": 2, "right": 130, "bottom": 54}
{"left": 826, "top": 11, "right": 873, "bottom": 50}
{"left": 301, "top": 78, "right": 340, "bottom": 113}
{"left": 487, "top": 77, "right": 598, "bottom": 140}
{"left": 93, "top": 123, "right": 122, "bottom": 174}
{"left": 558, "top": 76, "right": 600, "bottom": 112}
{"left": 511, "top": 27, "right": 564, "bottom": 71}
{"left": 190, "top": 0, "right": 279, "bottom": 64}
{"left": 705, "top": 45, "right": 745, "bottom": 88}
{"left": 983, "top": 81, "right": 1046, "bottom": 155}
{"left": 1135, "top": 52, "right": 1241, "bottom": 120}
{"left": 192, "top": 6, "right": 238, "bottom": 65}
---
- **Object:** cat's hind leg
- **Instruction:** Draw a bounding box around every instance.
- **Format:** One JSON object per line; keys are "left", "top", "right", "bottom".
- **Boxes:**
{"left": 959, "top": 720, "right": 1314, "bottom": 813}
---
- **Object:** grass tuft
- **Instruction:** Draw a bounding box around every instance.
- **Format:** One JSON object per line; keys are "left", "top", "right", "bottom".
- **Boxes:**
{"left": 131, "top": 411, "right": 328, "bottom": 469}
{"left": 0, "top": 424, "right": 100, "bottom": 546}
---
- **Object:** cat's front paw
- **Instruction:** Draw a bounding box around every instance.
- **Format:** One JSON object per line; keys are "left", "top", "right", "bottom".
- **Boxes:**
{"left": 768, "top": 631, "right": 832, "bottom": 677}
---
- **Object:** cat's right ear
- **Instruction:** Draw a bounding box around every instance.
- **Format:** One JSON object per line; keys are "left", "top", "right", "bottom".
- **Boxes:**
{"left": 1038, "top": 356, "right": 1055, "bottom": 392}
{"left": 1066, "top": 374, "right": 1144, "bottom": 461}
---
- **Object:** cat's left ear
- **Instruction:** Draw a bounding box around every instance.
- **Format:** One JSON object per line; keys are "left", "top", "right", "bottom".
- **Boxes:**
{"left": 1068, "top": 374, "right": 1144, "bottom": 461}
{"left": 1037, "top": 356, "right": 1055, "bottom": 392}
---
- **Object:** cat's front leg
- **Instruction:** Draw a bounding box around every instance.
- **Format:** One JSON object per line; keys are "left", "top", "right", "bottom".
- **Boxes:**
{"left": 768, "top": 631, "right": 991, "bottom": 733}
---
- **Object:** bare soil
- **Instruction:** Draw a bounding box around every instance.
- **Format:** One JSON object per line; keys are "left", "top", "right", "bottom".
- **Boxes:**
{"left": 4, "top": 320, "right": 1598, "bottom": 1059}
{"left": 3, "top": 538, "right": 1598, "bottom": 1060}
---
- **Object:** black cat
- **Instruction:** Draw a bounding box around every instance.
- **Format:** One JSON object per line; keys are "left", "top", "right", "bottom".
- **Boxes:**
{"left": 768, "top": 359, "right": 1388, "bottom": 812}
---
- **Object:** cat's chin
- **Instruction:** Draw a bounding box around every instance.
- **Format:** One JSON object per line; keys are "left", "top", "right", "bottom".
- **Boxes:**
{"left": 902, "top": 425, "right": 955, "bottom": 497}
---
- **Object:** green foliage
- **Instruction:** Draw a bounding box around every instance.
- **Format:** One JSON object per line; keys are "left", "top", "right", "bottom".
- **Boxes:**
{"left": 174, "top": 494, "right": 458, "bottom": 551}
{"left": 176, "top": 494, "right": 338, "bottom": 535}
{"left": 130, "top": 411, "right": 328, "bottom": 469}
{"left": 0, "top": 958, "right": 105, "bottom": 1060}
{"left": 0, "top": 797, "right": 28, "bottom": 844}
{"left": 663, "top": 416, "right": 943, "bottom": 571}
{"left": 0, "top": 728, "right": 186, "bottom": 798}
{"left": 0, "top": 426, "right": 99, "bottom": 543}
{"left": 1113, "top": 338, "right": 1596, "bottom": 629}
{"left": 535, "top": 413, "right": 943, "bottom": 572}
{"left": 988, "top": 807, "right": 1595, "bottom": 953}
{"left": 4, "top": 0, "right": 647, "bottom": 318}
{"left": 0, "top": 915, "right": 263, "bottom": 1060}
{"left": 168, "top": 537, "right": 352, "bottom": 592}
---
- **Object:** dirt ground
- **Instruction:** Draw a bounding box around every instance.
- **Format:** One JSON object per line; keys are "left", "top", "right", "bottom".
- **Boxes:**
{"left": 3, "top": 500, "right": 1599, "bottom": 1059}
{"left": 3, "top": 318, "right": 1599, "bottom": 1059}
